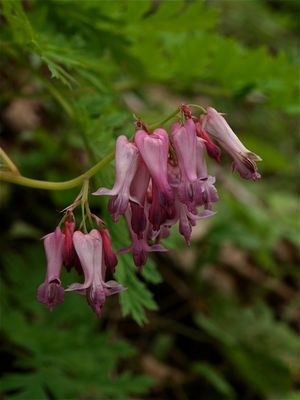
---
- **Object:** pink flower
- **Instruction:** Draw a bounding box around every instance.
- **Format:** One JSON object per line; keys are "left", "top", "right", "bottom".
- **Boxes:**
{"left": 66, "top": 230, "right": 125, "bottom": 317}
{"left": 148, "top": 223, "right": 172, "bottom": 243}
{"left": 167, "top": 162, "right": 181, "bottom": 186}
{"left": 93, "top": 135, "right": 140, "bottom": 221}
{"left": 177, "top": 200, "right": 214, "bottom": 246}
{"left": 37, "top": 227, "right": 65, "bottom": 310}
{"left": 170, "top": 119, "right": 201, "bottom": 210}
{"left": 195, "top": 118, "right": 221, "bottom": 163}
{"left": 170, "top": 119, "right": 216, "bottom": 211}
{"left": 100, "top": 228, "right": 118, "bottom": 273}
{"left": 148, "top": 181, "right": 171, "bottom": 230}
{"left": 134, "top": 128, "right": 174, "bottom": 217}
{"left": 119, "top": 209, "right": 167, "bottom": 271}
{"left": 158, "top": 187, "right": 215, "bottom": 245}
{"left": 171, "top": 119, "right": 198, "bottom": 182}
{"left": 202, "top": 107, "right": 261, "bottom": 180}
{"left": 129, "top": 158, "right": 150, "bottom": 238}
{"left": 195, "top": 137, "right": 219, "bottom": 210}
{"left": 62, "top": 212, "right": 76, "bottom": 271}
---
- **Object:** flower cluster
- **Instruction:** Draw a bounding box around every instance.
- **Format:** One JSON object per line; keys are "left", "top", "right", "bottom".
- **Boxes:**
{"left": 94, "top": 105, "right": 261, "bottom": 271}
{"left": 37, "top": 104, "right": 261, "bottom": 317}
{"left": 37, "top": 211, "right": 125, "bottom": 317}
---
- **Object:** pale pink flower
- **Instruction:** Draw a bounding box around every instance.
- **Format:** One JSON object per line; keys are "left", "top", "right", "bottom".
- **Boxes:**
{"left": 66, "top": 230, "right": 125, "bottom": 317}
{"left": 195, "top": 137, "right": 219, "bottom": 210}
{"left": 93, "top": 135, "right": 140, "bottom": 221}
{"left": 170, "top": 119, "right": 216, "bottom": 211}
{"left": 134, "top": 128, "right": 174, "bottom": 217}
{"left": 170, "top": 119, "right": 200, "bottom": 210}
{"left": 37, "top": 227, "right": 65, "bottom": 310}
{"left": 202, "top": 107, "right": 261, "bottom": 180}
{"left": 171, "top": 119, "right": 198, "bottom": 182}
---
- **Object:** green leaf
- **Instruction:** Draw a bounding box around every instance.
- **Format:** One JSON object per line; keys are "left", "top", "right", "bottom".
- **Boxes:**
{"left": 2, "top": 0, "right": 35, "bottom": 44}
{"left": 142, "top": 258, "right": 163, "bottom": 284}
{"left": 195, "top": 301, "right": 300, "bottom": 396}
{"left": 192, "top": 362, "right": 235, "bottom": 398}
{"left": 115, "top": 253, "right": 158, "bottom": 326}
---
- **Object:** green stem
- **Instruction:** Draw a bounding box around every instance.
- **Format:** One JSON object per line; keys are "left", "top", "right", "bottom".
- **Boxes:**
{"left": 0, "top": 151, "right": 114, "bottom": 190}
{"left": 81, "top": 179, "right": 89, "bottom": 233}
{"left": 148, "top": 107, "right": 180, "bottom": 130}
{"left": 0, "top": 148, "right": 20, "bottom": 175}
{"left": 188, "top": 104, "right": 207, "bottom": 114}
{"left": 0, "top": 104, "right": 207, "bottom": 191}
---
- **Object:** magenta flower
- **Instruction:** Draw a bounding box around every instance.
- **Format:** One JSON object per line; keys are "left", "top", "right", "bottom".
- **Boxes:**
{"left": 148, "top": 181, "right": 170, "bottom": 230}
{"left": 170, "top": 119, "right": 215, "bottom": 211}
{"left": 37, "top": 227, "right": 65, "bottom": 310}
{"left": 177, "top": 200, "right": 215, "bottom": 246}
{"left": 100, "top": 228, "right": 118, "bottom": 273}
{"left": 93, "top": 135, "right": 140, "bottom": 221}
{"left": 62, "top": 212, "right": 76, "bottom": 271}
{"left": 67, "top": 230, "right": 125, "bottom": 317}
{"left": 195, "top": 118, "right": 221, "bottom": 163}
{"left": 129, "top": 158, "right": 150, "bottom": 238}
{"left": 119, "top": 209, "right": 167, "bottom": 271}
{"left": 167, "top": 162, "right": 181, "bottom": 186}
{"left": 148, "top": 223, "right": 172, "bottom": 244}
{"left": 134, "top": 128, "right": 174, "bottom": 218}
{"left": 202, "top": 107, "right": 261, "bottom": 180}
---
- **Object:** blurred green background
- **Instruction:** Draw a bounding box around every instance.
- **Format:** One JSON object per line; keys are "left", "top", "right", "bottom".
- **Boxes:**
{"left": 0, "top": 1, "right": 299, "bottom": 399}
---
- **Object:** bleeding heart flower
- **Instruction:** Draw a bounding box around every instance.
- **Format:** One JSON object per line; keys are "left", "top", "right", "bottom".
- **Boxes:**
{"left": 93, "top": 135, "right": 140, "bottom": 221}
{"left": 202, "top": 107, "right": 261, "bottom": 180}
{"left": 37, "top": 227, "right": 65, "bottom": 310}
{"left": 66, "top": 230, "right": 125, "bottom": 317}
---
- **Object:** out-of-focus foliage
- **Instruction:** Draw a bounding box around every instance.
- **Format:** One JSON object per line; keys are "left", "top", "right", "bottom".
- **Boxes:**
{"left": 0, "top": 0, "right": 299, "bottom": 399}
{"left": 0, "top": 245, "right": 153, "bottom": 400}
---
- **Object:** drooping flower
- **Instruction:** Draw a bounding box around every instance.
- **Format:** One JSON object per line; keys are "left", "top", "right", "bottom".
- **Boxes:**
{"left": 177, "top": 200, "right": 214, "bottom": 246}
{"left": 148, "top": 223, "right": 172, "bottom": 244}
{"left": 195, "top": 137, "right": 219, "bottom": 210}
{"left": 100, "top": 228, "right": 118, "bottom": 273}
{"left": 202, "top": 107, "right": 261, "bottom": 180}
{"left": 129, "top": 158, "right": 150, "bottom": 238}
{"left": 66, "top": 230, "right": 125, "bottom": 317}
{"left": 62, "top": 211, "right": 76, "bottom": 271}
{"left": 93, "top": 135, "right": 140, "bottom": 221}
{"left": 119, "top": 209, "right": 167, "bottom": 271}
{"left": 171, "top": 119, "right": 198, "bottom": 182}
{"left": 134, "top": 128, "right": 174, "bottom": 225}
{"left": 170, "top": 119, "right": 201, "bottom": 209}
{"left": 37, "top": 227, "right": 65, "bottom": 310}
{"left": 195, "top": 118, "right": 221, "bottom": 163}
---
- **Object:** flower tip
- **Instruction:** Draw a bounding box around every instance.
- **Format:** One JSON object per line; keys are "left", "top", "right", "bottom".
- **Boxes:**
{"left": 252, "top": 172, "right": 261, "bottom": 181}
{"left": 92, "top": 187, "right": 112, "bottom": 196}
{"left": 246, "top": 151, "right": 262, "bottom": 162}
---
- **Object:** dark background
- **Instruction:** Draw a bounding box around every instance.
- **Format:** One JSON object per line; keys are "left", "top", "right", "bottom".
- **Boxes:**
{"left": 0, "top": 1, "right": 299, "bottom": 399}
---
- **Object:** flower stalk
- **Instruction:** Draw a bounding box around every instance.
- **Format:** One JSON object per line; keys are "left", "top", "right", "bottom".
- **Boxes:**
{"left": 0, "top": 105, "right": 207, "bottom": 192}
{"left": 0, "top": 148, "right": 20, "bottom": 175}
{"left": 0, "top": 151, "right": 115, "bottom": 190}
